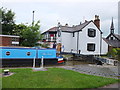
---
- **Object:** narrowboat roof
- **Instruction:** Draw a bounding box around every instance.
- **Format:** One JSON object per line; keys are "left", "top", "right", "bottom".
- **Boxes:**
{"left": 0, "top": 46, "right": 56, "bottom": 50}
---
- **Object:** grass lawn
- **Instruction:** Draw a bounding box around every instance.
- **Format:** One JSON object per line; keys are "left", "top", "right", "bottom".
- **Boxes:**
{"left": 2, "top": 68, "right": 119, "bottom": 88}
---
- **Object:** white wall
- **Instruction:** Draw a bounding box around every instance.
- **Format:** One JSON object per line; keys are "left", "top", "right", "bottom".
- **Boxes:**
{"left": 57, "top": 22, "right": 108, "bottom": 55}
{"left": 78, "top": 22, "right": 101, "bottom": 55}
{"left": 61, "top": 32, "right": 73, "bottom": 52}
{"left": 71, "top": 32, "right": 77, "bottom": 53}
{"left": 101, "top": 39, "right": 108, "bottom": 55}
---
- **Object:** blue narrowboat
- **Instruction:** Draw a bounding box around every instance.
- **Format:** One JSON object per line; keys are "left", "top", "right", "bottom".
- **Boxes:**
{"left": 0, "top": 47, "right": 64, "bottom": 67}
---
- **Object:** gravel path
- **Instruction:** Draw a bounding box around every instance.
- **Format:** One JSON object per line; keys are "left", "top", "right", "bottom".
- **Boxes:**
{"left": 57, "top": 64, "right": 119, "bottom": 79}
{"left": 100, "top": 82, "right": 120, "bottom": 88}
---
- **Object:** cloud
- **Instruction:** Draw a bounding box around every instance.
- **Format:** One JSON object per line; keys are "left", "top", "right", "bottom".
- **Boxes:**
{"left": 2, "top": 1, "right": 119, "bottom": 36}
{"left": 3, "top": 0, "right": 119, "bottom": 3}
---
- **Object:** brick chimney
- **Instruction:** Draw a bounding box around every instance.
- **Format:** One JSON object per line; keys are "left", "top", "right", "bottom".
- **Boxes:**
{"left": 94, "top": 15, "right": 100, "bottom": 29}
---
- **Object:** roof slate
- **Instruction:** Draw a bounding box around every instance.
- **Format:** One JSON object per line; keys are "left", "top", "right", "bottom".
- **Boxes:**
{"left": 113, "top": 34, "right": 120, "bottom": 40}
{"left": 103, "top": 38, "right": 120, "bottom": 48}
{"left": 42, "top": 21, "right": 92, "bottom": 34}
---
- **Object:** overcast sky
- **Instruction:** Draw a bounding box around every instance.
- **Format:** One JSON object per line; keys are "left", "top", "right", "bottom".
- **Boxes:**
{"left": 2, "top": 0, "right": 119, "bottom": 37}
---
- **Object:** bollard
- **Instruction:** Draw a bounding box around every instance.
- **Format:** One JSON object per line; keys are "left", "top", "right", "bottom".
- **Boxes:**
{"left": 4, "top": 69, "right": 9, "bottom": 75}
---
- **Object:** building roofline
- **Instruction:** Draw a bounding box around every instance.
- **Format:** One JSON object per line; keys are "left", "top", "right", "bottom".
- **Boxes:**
{"left": 42, "top": 20, "right": 102, "bottom": 34}
{"left": 106, "top": 33, "right": 120, "bottom": 41}
{"left": 72, "top": 20, "right": 102, "bottom": 33}
{"left": 92, "top": 20, "right": 102, "bottom": 33}
{"left": 0, "top": 34, "right": 20, "bottom": 38}
{"left": 74, "top": 20, "right": 92, "bottom": 32}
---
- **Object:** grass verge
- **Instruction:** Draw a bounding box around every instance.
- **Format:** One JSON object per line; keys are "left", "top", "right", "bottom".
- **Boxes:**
{"left": 2, "top": 68, "right": 119, "bottom": 88}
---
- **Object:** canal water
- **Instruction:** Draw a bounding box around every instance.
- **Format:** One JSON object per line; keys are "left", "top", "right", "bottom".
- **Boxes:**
{"left": 2, "top": 54, "right": 97, "bottom": 67}
{"left": 44, "top": 55, "right": 96, "bottom": 67}
{"left": 44, "top": 60, "right": 95, "bottom": 67}
{"left": 64, "top": 60, "right": 93, "bottom": 66}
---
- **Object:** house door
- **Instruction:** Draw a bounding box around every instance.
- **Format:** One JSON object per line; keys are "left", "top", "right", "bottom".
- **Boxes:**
{"left": 56, "top": 43, "right": 61, "bottom": 56}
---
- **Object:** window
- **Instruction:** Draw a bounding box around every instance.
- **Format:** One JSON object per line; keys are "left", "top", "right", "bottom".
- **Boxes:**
{"left": 6, "top": 51, "right": 10, "bottom": 56}
{"left": 58, "top": 30, "right": 61, "bottom": 37}
{"left": 87, "top": 43, "right": 95, "bottom": 51}
{"left": 111, "top": 37, "right": 113, "bottom": 40}
{"left": 73, "top": 32, "right": 75, "bottom": 37}
{"left": 50, "top": 34, "right": 54, "bottom": 37}
{"left": 88, "top": 28, "right": 96, "bottom": 37}
{"left": 27, "top": 52, "right": 31, "bottom": 56}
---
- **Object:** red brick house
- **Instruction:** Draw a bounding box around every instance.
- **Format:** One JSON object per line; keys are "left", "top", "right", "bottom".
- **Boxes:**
{"left": 0, "top": 34, "right": 20, "bottom": 46}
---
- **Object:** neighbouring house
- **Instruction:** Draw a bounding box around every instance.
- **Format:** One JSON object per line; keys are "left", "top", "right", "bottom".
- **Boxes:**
{"left": 103, "top": 18, "right": 120, "bottom": 52}
{"left": 0, "top": 34, "right": 20, "bottom": 46}
{"left": 42, "top": 15, "right": 108, "bottom": 55}
{"left": 42, "top": 27, "right": 57, "bottom": 48}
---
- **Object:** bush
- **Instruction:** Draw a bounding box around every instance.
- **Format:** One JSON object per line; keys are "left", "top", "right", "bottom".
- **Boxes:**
{"left": 107, "top": 48, "right": 120, "bottom": 61}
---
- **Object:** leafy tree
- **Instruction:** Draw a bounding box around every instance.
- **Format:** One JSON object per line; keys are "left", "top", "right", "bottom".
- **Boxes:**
{"left": 116, "top": 48, "right": 120, "bottom": 61}
{"left": 107, "top": 48, "right": 120, "bottom": 61}
{"left": 0, "top": 7, "right": 15, "bottom": 35}
{"left": 107, "top": 48, "right": 117, "bottom": 58}
{"left": 13, "top": 24, "right": 27, "bottom": 36}
{"left": 20, "top": 21, "right": 42, "bottom": 47}
{"left": 40, "top": 43, "right": 50, "bottom": 48}
{"left": 1, "top": 7, "right": 43, "bottom": 47}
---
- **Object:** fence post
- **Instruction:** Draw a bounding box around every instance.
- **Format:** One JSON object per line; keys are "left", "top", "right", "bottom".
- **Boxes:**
{"left": 41, "top": 56, "right": 44, "bottom": 68}
{"left": 33, "top": 57, "right": 36, "bottom": 68}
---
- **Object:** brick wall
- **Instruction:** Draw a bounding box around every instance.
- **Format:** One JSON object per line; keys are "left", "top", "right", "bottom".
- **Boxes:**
{"left": 0, "top": 36, "right": 12, "bottom": 46}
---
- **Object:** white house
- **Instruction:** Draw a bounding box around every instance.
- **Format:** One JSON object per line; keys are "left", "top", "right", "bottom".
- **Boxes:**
{"left": 56, "top": 15, "right": 108, "bottom": 55}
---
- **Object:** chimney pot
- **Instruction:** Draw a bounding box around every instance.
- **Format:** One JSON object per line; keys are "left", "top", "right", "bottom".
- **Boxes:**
{"left": 65, "top": 23, "right": 68, "bottom": 26}
{"left": 80, "top": 22, "right": 82, "bottom": 25}
{"left": 85, "top": 20, "right": 87, "bottom": 23}
{"left": 94, "top": 15, "right": 100, "bottom": 29}
{"left": 58, "top": 22, "right": 61, "bottom": 27}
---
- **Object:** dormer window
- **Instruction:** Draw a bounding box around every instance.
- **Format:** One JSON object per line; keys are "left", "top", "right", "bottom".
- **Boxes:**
{"left": 88, "top": 28, "right": 96, "bottom": 37}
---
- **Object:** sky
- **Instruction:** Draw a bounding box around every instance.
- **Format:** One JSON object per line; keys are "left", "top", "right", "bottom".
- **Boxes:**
{"left": 2, "top": 0, "right": 119, "bottom": 37}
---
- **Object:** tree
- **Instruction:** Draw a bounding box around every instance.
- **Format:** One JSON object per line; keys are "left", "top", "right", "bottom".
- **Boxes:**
{"left": 107, "top": 48, "right": 117, "bottom": 58}
{"left": 0, "top": 7, "right": 15, "bottom": 35}
{"left": 20, "top": 21, "right": 42, "bottom": 47}
{"left": 13, "top": 23, "right": 27, "bottom": 36}
{"left": 116, "top": 48, "right": 120, "bottom": 61}
{"left": 107, "top": 48, "right": 120, "bottom": 61}
{"left": 1, "top": 7, "right": 43, "bottom": 47}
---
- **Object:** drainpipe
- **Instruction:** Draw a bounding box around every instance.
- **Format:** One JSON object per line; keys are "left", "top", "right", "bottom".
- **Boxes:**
{"left": 77, "top": 32, "right": 79, "bottom": 54}
{"left": 100, "top": 31, "right": 103, "bottom": 56}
